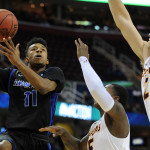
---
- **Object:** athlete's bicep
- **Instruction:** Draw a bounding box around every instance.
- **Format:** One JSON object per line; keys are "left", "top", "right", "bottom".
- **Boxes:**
{"left": 107, "top": 101, "right": 126, "bottom": 119}
{"left": 105, "top": 101, "right": 129, "bottom": 137}
{"left": 106, "top": 101, "right": 129, "bottom": 127}
{"left": 80, "top": 134, "right": 88, "bottom": 150}
{"left": 119, "top": 18, "right": 144, "bottom": 60}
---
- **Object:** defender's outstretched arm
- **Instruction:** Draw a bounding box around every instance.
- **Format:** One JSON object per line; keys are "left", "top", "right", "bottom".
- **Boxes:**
{"left": 108, "top": 0, "right": 146, "bottom": 61}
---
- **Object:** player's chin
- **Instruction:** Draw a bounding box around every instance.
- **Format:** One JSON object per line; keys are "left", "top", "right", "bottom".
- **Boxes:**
{"left": 32, "top": 62, "right": 45, "bottom": 68}
{"left": 33, "top": 59, "right": 45, "bottom": 65}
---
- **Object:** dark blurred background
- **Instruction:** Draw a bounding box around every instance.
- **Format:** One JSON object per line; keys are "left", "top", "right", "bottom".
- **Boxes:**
{"left": 0, "top": 0, "right": 150, "bottom": 149}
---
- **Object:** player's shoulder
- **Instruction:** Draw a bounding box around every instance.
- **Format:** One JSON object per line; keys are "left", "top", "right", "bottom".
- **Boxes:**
{"left": 2, "top": 67, "right": 17, "bottom": 73}
{"left": 45, "top": 67, "right": 63, "bottom": 72}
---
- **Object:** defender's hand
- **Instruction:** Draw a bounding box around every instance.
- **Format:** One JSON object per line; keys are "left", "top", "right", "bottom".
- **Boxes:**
{"left": 39, "top": 126, "right": 66, "bottom": 137}
{"left": 0, "top": 37, "right": 21, "bottom": 66}
{"left": 75, "top": 38, "right": 89, "bottom": 60}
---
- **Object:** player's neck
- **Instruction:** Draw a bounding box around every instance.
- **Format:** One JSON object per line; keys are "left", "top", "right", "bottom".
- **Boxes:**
{"left": 29, "top": 64, "right": 46, "bottom": 73}
{"left": 100, "top": 109, "right": 104, "bottom": 117}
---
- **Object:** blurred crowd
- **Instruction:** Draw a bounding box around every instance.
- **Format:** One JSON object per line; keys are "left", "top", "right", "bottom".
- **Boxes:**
{"left": 5, "top": 1, "right": 149, "bottom": 33}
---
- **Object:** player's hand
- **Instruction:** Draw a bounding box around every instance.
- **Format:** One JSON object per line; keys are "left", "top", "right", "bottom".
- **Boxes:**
{"left": 0, "top": 37, "right": 21, "bottom": 66}
{"left": 75, "top": 38, "right": 89, "bottom": 60}
{"left": 39, "top": 126, "right": 66, "bottom": 137}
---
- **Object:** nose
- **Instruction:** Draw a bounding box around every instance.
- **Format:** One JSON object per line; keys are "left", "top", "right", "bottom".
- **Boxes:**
{"left": 36, "top": 48, "right": 42, "bottom": 53}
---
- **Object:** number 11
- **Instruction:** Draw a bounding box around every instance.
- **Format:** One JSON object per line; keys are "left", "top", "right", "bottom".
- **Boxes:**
{"left": 24, "top": 90, "right": 37, "bottom": 107}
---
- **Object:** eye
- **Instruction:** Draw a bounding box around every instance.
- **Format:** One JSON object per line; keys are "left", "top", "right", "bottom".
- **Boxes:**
{"left": 31, "top": 48, "right": 37, "bottom": 51}
{"left": 42, "top": 49, "right": 46, "bottom": 51}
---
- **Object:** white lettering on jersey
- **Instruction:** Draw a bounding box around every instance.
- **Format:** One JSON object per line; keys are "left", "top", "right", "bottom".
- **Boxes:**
{"left": 13, "top": 79, "right": 33, "bottom": 88}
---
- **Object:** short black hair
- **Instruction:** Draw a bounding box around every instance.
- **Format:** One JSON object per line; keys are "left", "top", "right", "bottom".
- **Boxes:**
{"left": 25, "top": 37, "right": 48, "bottom": 57}
{"left": 111, "top": 84, "right": 128, "bottom": 108}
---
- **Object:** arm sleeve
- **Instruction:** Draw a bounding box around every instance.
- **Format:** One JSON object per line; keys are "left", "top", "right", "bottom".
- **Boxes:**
{"left": 0, "top": 68, "right": 12, "bottom": 92}
{"left": 44, "top": 67, "right": 65, "bottom": 93}
{"left": 79, "top": 56, "right": 114, "bottom": 112}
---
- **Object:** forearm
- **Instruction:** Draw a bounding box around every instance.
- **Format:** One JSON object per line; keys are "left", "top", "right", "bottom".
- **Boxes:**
{"left": 60, "top": 131, "right": 80, "bottom": 150}
{"left": 108, "top": 0, "right": 131, "bottom": 27}
{"left": 79, "top": 56, "right": 114, "bottom": 112}
{"left": 16, "top": 60, "right": 48, "bottom": 93}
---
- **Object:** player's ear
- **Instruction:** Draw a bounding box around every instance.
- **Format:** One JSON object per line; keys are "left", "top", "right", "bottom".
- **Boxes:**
{"left": 46, "top": 59, "right": 49, "bottom": 65}
{"left": 24, "top": 57, "right": 29, "bottom": 64}
{"left": 113, "top": 96, "right": 120, "bottom": 101}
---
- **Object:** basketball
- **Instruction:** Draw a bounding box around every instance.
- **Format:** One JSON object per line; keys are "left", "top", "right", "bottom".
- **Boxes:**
{"left": 0, "top": 9, "right": 18, "bottom": 42}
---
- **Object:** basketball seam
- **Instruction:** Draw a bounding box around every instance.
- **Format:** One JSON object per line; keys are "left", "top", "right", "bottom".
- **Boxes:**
{"left": 0, "top": 11, "right": 9, "bottom": 14}
{"left": 0, "top": 14, "right": 14, "bottom": 39}
{"left": 6, "top": 14, "right": 14, "bottom": 39}
{"left": 0, "top": 14, "right": 11, "bottom": 26}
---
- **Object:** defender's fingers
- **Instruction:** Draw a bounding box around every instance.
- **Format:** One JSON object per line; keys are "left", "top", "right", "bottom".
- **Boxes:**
{"left": 39, "top": 128, "right": 51, "bottom": 132}
{"left": 39, "top": 127, "right": 56, "bottom": 132}
{"left": 78, "top": 38, "right": 84, "bottom": 45}
{"left": 8, "top": 37, "right": 15, "bottom": 49}
{"left": 52, "top": 131, "right": 62, "bottom": 137}
{"left": 75, "top": 40, "right": 79, "bottom": 47}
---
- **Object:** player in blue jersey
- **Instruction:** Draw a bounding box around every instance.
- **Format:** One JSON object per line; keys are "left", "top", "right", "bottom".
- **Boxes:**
{"left": 0, "top": 37, "right": 65, "bottom": 150}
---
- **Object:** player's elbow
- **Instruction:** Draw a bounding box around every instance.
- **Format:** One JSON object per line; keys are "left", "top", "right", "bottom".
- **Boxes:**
{"left": 38, "top": 83, "right": 57, "bottom": 95}
{"left": 38, "top": 86, "right": 55, "bottom": 95}
{"left": 114, "top": 17, "right": 123, "bottom": 29}
{"left": 38, "top": 89, "right": 49, "bottom": 95}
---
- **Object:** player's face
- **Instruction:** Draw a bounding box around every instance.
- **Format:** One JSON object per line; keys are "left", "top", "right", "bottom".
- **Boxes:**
{"left": 26, "top": 43, "right": 49, "bottom": 66}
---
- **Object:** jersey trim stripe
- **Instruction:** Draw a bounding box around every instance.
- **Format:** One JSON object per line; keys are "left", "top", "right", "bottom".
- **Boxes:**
{"left": 8, "top": 69, "right": 16, "bottom": 93}
{"left": 48, "top": 143, "right": 51, "bottom": 150}
{"left": 50, "top": 94, "right": 58, "bottom": 125}
{"left": 45, "top": 67, "right": 52, "bottom": 72}
{"left": 47, "top": 93, "right": 59, "bottom": 136}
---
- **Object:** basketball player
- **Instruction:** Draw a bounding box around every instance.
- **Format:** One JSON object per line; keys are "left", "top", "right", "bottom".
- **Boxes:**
{"left": 0, "top": 37, "right": 65, "bottom": 150}
{"left": 39, "top": 39, "right": 130, "bottom": 150}
{"left": 107, "top": 0, "right": 150, "bottom": 121}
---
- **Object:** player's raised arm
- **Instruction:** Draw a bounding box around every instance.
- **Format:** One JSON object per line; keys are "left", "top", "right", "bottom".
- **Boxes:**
{"left": 0, "top": 37, "right": 60, "bottom": 95}
{"left": 39, "top": 126, "right": 88, "bottom": 150}
{"left": 108, "top": 0, "right": 145, "bottom": 61}
{"left": 75, "top": 39, "right": 129, "bottom": 133}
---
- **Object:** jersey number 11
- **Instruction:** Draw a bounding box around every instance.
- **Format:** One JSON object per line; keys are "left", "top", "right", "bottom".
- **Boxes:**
{"left": 24, "top": 90, "right": 37, "bottom": 107}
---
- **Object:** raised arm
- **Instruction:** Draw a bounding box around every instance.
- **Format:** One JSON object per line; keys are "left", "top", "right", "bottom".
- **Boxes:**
{"left": 0, "top": 37, "right": 57, "bottom": 95}
{"left": 75, "top": 39, "right": 129, "bottom": 137}
{"left": 39, "top": 126, "right": 88, "bottom": 150}
{"left": 108, "top": 0, "right": 145, "bottom": 61}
